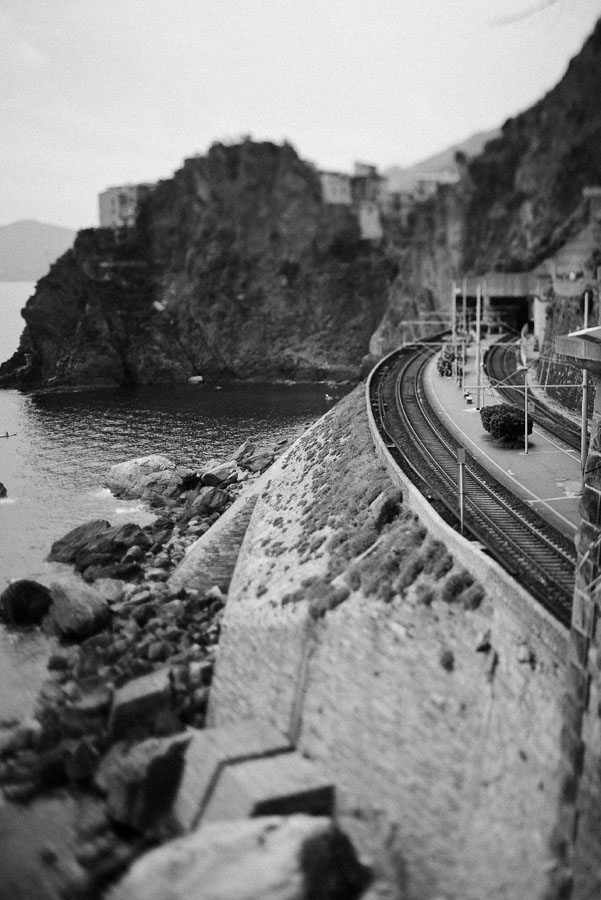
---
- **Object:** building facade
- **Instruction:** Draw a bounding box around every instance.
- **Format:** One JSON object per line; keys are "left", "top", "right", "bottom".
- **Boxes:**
{"left": 319, "top": 172, "right": 353, "bottom": 206}
{"left": 98, "top": 183, "right": 154, "bottom": 228}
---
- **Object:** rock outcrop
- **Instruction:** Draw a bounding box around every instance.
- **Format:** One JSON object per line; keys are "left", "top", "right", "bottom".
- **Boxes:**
{"left": 0, "top": 142, "right": 392, "bottom": 389}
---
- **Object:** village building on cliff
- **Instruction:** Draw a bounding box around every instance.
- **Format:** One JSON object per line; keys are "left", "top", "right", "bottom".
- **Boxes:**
{"left": 98, "top": 183, "right": 155, "bottom": 228}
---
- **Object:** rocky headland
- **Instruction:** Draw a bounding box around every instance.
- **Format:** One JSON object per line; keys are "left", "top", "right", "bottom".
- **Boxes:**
{"left": 0, "top": 142, "right": 393, "bottom": 391}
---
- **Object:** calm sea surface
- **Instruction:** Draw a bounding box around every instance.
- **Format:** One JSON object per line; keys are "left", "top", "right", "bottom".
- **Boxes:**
{"left": 0, "top": 281, "right": 346, "bottom": 719}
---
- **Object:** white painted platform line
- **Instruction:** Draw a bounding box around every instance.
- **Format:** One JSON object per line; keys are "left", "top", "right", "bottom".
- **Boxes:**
{"left": 529, "top": 496, "right": 581, "bottom": 505}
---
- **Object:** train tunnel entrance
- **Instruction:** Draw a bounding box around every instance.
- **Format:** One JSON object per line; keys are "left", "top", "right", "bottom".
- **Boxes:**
{"left": 459, "top": 272, "right": 544, "bottom": 335}
{"left": 459, "top": 294, "right": 530, "bottom": 334}
{"left": 487, "top": 295, "right": 530, "bottom": 333}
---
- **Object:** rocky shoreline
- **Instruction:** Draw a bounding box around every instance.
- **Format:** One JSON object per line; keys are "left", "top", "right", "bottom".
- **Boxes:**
{"left": 0, "top": 437, "right": 298, "bottom": 899}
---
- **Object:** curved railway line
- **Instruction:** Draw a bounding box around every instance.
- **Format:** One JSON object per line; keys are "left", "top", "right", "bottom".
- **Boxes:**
{"left": 369, "top": 341, "right": 576, "bottom": 626}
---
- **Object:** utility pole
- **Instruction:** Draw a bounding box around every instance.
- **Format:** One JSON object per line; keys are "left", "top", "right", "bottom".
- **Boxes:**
{"left": 451, "top": 279, "right": 457, "bottom": 381}
{"left": 524, "top": 374, "right": 529, "bottom": 455}
{"left": 582, "top": 288, "right": 591, "bottom": 475}
{"left": 476, "top": 282, "right": 482, "bottom": 409}
{"left": 457, "top": 447, "right": 466, "bottom": 535}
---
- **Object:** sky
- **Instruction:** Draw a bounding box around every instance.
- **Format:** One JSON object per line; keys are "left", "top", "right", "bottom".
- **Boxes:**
{"left": 1, "top": 0, "right": 600, "bottom": 231}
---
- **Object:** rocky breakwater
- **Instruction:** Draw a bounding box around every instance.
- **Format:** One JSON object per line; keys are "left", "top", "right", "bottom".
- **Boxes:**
{"left": 0, "top": 437, "right": 320, "bottom": 899}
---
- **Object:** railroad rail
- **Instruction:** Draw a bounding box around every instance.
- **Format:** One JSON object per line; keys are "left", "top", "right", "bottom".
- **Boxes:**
{"left": 484, "top": 341, "right": 582, "bottom": 450}
{"left": 369, "top": 340, "right": 575, "bottom": 626}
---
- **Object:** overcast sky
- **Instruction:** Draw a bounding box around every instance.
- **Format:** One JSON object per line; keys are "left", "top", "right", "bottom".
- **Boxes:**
{"left": 1, "top": 0, "right": 600, "bottom": 230}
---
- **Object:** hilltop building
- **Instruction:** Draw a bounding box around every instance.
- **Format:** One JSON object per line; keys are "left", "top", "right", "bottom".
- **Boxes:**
{"left": 98, "top": 183, "right": 154, "bottom": 228}
{"left": 319, "top": 172, "right": 353, "bottom": 206}
{"left": 319, "top": 161, "right": 387, "bottom": 240}
{"left": 414, "top": 170, "right": 460, "bottom": 201}
{"left": 319, "top": 160, "right": 462, "bottom": 237}
{"left": 379, "top": 189, "right": 414, "bottom": 227}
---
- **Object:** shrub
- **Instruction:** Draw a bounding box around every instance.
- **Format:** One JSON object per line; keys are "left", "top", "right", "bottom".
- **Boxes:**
{"left": 437, "top": 344, "right": 462, "bottom": 377}
{"left": 480, "top": 403, "right": 532, "bottom": 442}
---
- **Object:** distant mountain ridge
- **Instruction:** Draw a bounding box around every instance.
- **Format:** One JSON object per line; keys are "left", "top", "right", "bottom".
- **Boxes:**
{"left": 384, "top": 128, "right": 501, "bottom": 192}
{"left": 0, "top": 220, "right": 76, "bottom": 281}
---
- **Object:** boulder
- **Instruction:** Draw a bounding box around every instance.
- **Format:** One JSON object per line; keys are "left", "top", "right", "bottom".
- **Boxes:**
{"left": 200, "top": 460, "right": 239, "bottom": 487}
{"left": 82, "top": 562, "right": 142, "bottom": 584}
{"left": 241, "top": 451, "right": 275, "bottom": 473}
{"left": 92, "top": 578, "right": 126, "bottom": 604}
{"left": 0, "top": 579, "right": 53, "bottom": 626}
{"left": 186, "top": 486, "right": 230, "bottom": 516}
{"left": 140, "top": 470, "right": 183, "bottom": 501}
{"left": 0, "top": 482, "right": 7, "bottom": 498}
{"left": 95, "top": 733, "right": 190, "bottom": 834}
{"left": 105, "top": 456, "right": 181, "bottom": 500}
{"left": 108, "top": 815, "right": 371, "bottom": 900}
{"left": 108, "top": 668, "right": 175, "bottom": 741}
{"left": 230, "top": 439, "right": 255, "bottom": 462}
{"left": 48, "top": 575, "right": 110, "bottom": 638}
{"left": 60, "top": 687, "right": 113, "bottom": 737}
{"left": 48, "top": 519, "right": 112, "bottom": 564}
{"left": 74, "top": 522, "right": 150, "bottom": 571}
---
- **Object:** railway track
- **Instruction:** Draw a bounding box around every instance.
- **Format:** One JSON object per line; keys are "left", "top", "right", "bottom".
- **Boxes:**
{"left": 484, "top": 341, "right": 583, "bottom": 450}
{"left": 369, "top": 341, "right": 575, "bottom": 626}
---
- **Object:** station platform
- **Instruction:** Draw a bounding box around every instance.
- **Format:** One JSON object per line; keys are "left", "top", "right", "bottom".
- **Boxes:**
{"left": 424, "top": 340, "right": 582, "bottom": 541}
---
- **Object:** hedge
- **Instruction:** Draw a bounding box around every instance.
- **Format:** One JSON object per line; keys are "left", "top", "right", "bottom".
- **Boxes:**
{"left": 480, "top": 403, "right": 533, "bottom": 442}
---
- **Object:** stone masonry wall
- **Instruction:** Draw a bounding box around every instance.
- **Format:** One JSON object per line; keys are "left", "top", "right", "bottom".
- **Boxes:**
{"left": 209, "top": 386, "right": 568, "bottom": 900}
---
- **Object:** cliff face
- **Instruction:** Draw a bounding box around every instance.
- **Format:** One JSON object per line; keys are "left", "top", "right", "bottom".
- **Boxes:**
{"left": 375, "top": 17, "right": 601, "bottom": 351}
{"left": 371, "top": 184, "right": 465, "bottom": 355}
{"left": 463, "top": 17, "right": 601, "bottom": 273}
{"left": 1, "top": 142, "right": 392, "bottom": 389}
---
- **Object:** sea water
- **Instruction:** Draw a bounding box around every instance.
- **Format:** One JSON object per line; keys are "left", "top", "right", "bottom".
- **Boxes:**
{"left": 0, "top": 281, "right": 346, "bottom": 719}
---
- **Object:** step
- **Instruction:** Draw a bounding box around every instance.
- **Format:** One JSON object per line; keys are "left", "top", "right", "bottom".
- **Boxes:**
{"left": 201, "top": 751, "right": 335, "bottom": 823}
{"left": 173, "top": 721, "right": 291, "bottom": 832}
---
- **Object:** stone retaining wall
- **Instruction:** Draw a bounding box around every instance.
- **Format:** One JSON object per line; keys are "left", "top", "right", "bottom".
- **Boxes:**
{"left": 208, "top": 384, "right": 569, "bottom": 899}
